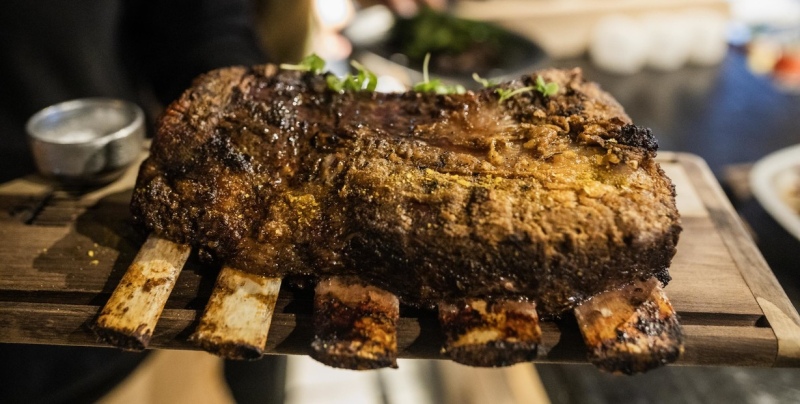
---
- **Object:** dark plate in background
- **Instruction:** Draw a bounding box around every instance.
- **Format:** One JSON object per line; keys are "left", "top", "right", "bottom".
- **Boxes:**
{"left": 344, "top": 6, "right": 548, "bottom": 87}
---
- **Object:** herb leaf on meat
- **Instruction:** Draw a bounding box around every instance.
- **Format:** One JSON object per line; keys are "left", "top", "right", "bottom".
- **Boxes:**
{"left": 472, "top": 73, "right": 499, "bottom": 88}
{"left": 412, "top": 53, "right": 466, "bottom": 95}
{"left": 280, "top": 53, "right": 326, "bottom": 74}
{"left": 535, "top": 75, "right": 559, "bottom": 97}
{"left": 495, "top": 86, "right": 536, "bottom": 102}
{"left": 495, "top": 75, "right": 559, "bottom": 102}
{"left": 326, "top": 60, "right": 379, "bottom": 92}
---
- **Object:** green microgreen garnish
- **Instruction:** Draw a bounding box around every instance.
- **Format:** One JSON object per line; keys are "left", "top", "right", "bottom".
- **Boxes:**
{"left": 472, "top": 73, "right": 499, "bottom": 88}
{"left": 326, "top": 60, "right": 378, "bottom": 92}
{"left": 535, "top": 75, "right": 559, "bottom": 97}
{"left": 495, "top": 75, "right": 559, "bottom": 102}
{"left": 495, "top": 86, "right": 535, "bottom": 102}
{"left": 412, "top": 53, "right": 466, "bottom": 95}
{"left": 279, "top": 53, "right": 326, "bottom": 74}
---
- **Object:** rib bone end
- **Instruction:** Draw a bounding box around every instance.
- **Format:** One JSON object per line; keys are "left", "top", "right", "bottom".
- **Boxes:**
{"left": 93, "top": 236, "right": 190, "bottom": 350}
{"left": 190, "top": 336, "right": 264, "bottom": 360}
{"left": 439, "top": 299, "right": 542, "bottom": 367}
{"left": 190, "top": 267, "right": 282, "bottom": 360}
{"left": 575, "top": 277, "right": 685, "bottom": 374}
{"left": 311, "top": 277, "right": 399, "bottom": 370}
{"left": 92, "top": 321, "right": 150, "bottom": 351}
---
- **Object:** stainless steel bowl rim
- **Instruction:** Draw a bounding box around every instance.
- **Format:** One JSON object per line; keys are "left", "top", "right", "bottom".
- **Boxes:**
{"left": 25, "top": 97, "right": 144, "bottom": 146}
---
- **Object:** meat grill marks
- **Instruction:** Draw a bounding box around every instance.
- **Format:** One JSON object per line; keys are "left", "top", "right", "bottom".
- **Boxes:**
{"left": 132, "top": 65, "right": 681, "bottom": 316}
{"left": 94, "top": 65, "right": 685, "bottom": 372}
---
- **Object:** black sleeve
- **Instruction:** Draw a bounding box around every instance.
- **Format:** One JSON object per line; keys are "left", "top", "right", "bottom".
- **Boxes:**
{"left": 124, "top": 0, "right": 269, "bottom": 105}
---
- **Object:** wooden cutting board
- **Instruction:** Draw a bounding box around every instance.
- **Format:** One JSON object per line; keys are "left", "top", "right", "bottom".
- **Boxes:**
{"left": 1, "top": 152, "right": 799, "bottom": 367}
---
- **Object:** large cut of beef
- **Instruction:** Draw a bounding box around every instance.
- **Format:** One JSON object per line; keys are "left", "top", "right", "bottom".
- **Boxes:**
{"left": 131, "top": 65, "right": 681, "bottom": 317}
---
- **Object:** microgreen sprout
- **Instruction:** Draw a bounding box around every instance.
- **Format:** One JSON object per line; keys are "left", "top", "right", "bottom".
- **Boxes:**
{"left": 326, "top": 60, "right": 378, "bottom": 92}
{"left": 472, "top": 73, "right": 498, "bottom": 88}
{"left": 495, "top": 86, "right": 535, "bottom": 102}
{"left": 535, "top": 75, "right": 559, "bottom": 97}
{"left": 495, "top": 75, "right": 559, "bottom": 102}
{"left": 279, "top": 53, "right": 326, "bottom": 74}
{"left": 412, "top": 53, "right": 466, "bottom": 95}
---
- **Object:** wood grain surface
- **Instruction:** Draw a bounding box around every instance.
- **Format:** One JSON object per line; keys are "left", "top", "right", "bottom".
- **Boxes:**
{"left": 0, "top": 153, "right": 797, "bottom": 367}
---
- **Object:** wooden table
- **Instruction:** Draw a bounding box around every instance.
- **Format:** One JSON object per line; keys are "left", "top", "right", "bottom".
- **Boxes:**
{"left": 1, "top": 152, "right": 799, "bottom": 367}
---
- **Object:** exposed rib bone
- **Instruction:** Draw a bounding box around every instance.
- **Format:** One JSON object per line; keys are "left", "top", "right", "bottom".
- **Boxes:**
{"left": 438, "top": 299, "right": 542, "bottom": 367}
{"left": 574, "top": 277, "right": 684, "bottom": 374}
{"left": 190, "top": 266, "right": 281, "bottom": 360}
{"left": 94, "top": 235, "right": 190, "bottom": 350}
{"left": 311, "top": 277, "right": 400, "bottom": 369}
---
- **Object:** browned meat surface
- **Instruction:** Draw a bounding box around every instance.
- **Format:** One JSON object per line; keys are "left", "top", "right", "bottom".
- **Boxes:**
{"left": 131, "top": 65, "right": 681, "bottom": 316}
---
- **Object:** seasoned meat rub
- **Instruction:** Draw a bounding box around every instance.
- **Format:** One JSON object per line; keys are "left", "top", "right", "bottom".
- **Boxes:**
{"left": 131, "top": 65, "right": 681, "bottom": 316}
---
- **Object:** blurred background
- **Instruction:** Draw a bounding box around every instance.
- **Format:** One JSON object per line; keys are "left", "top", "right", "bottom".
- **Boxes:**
{"left": 103, "top": 1, "right": 800, "bottom": 403}
{"left": 268, "top": 0, "right": 800, "bottom": 92}
{"left": 3, "top": 0, "right": 800, "bottom": 403}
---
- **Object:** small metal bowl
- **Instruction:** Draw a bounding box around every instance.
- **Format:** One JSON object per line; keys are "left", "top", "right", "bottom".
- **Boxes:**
{"left": 26, "top": 98, "right": 145, "bottom": 186}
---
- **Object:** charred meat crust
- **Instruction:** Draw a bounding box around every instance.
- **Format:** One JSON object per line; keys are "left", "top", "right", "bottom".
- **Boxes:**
{"left": 616, "top": 125, "right": 658, "bottom": 151}
{"left": 131, "top": 65, "right": 681, "bottom": 316}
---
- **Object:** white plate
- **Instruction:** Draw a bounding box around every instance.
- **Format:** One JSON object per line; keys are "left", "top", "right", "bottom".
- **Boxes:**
{"left": 750, "top": 144, "right": 800, "bottom": 241}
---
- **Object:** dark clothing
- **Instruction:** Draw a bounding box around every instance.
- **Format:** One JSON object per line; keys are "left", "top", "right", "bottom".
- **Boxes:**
{"left": 0, "top": 344, "right": 148, "bottom": 404}
{"left": 0, "top": 0, "right": 265, "bottom": 183}
{"left": 0, "top": 1, "right": 270, "bottom": 402}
